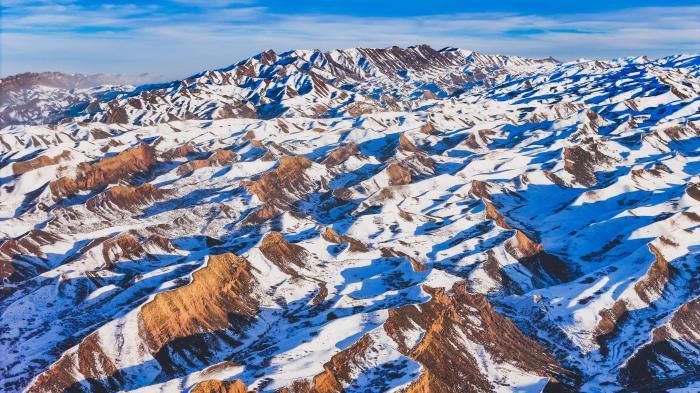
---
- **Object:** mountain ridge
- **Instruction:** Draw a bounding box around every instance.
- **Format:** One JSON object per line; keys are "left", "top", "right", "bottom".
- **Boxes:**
{"left": 0, "top": 45, "right": 698, "bottom": 393}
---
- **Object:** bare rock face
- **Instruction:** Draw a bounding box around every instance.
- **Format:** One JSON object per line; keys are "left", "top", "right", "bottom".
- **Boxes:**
{"left": 562, "top": 141, "right": 614, "bottom": 187}
{"left": 11, "top": 151, "right": 71, "bottom": 175}
{"left": 259, "top": 231, "right": 309, "bottom": 276}
{"left": 246, "top": 156, "right": 314, "bottom": 206}
{"left": 138, "top": 253, "right": 258, "bottom": 354}
{"left": 321, "top": 227, "right": 369, "bottom": 252}
{"left": 176, "top": 149, "right": 236, "bottom": 174}
{"left": 161, "top": 142, "right": 196, "bottom": 161}
{"left": 386, "top": 163, "right": 412, "bottom": 185}
{"left": 0, "top": 229, "right": 61, "bottom": 282}
{"left": 395, "top": 285, "right": 571, "bottom": 393}
{"left": 190, "top": 379, "right": 248, "bottom": 393}
{"left": 86, "top": 183, "right": 167, "bottom": 212}
{"left": 50, "top": 144, "right": 157, "bottom": 198}
{"left": 322, "top": 143, "right": 359, "bottom": 166}
{"left": 25, "top": 333, "right": 123, "bottom": 393}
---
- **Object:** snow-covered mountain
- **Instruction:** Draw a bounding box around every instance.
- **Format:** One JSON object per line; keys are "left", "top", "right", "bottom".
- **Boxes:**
{"left": 0, "top": 45, "right": 698, "bottom": 393}
{"left": 0, "top": 72, "right": 160, "bottom": 129}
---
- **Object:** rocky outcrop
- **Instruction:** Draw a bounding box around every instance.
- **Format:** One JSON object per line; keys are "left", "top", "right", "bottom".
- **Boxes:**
{"left": 322, "top": 143, "right": 359, "bottom": 167}
{"left": 0, "top": 229, "right": 61, "bottom": 282}
{"left": 25, "top": 332, "right": 123, "bottom": 393}
{"left": 190, "top": 379, "right": 248, "bottom": 393}
{"left": 49, "top": 144, "right": 157, "bottom": 198}
{"left": 246, "top": 156, "right": 314, "bottom": 206}
{"left": 562, "top": 141, "right": 614, "bottom": 187}
{"left": 386, "top": 163, "right": 412, "bottom": 185}
{"left": 321, "top": 227, "right": 369, "bottom": 252}
{"left": 259, "top": 231, "right": 309, "bottom": 276}
{"left": 86, "top": 183, "right": 167, "bottom": 212}
{"left": 138, "top": 253, "right": 258, "bottom": 354}
{"left": 11, "top": 150, "right": 71, "bottom": 175}
{"left": 161, "top": 143, "right": 196, "bottom": 161}
{"left": 176, "top": 149, "right": 236, "bottom": 174}
{"left": 397, "top": 285, "right": 570, "bottom": 392}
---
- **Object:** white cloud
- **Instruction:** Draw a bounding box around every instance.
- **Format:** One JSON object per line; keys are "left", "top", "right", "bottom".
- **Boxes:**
{"left": 1, "top": 3, "right": 698, "bottom": 79}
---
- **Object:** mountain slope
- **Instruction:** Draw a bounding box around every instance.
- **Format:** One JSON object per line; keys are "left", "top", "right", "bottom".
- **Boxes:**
{"left": 0, "top": 46, "right": 698, "bottom": 393}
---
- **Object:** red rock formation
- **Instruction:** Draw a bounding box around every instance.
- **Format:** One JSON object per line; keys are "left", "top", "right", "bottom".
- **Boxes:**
{"left": 420, "top": 122, "right": 436, "bottom": 134}
{"left": 322, "top": 143, "right": 359, "bottom": 167}
{"left": 86, "top": 183, "right": 167, "bottom": 212}
{"left": 386, "top": 163, "right": 412, "bottom": 185}
{"left": 259, "top": 231, "right": 309, "bottom": 276}
{"left": 0, "top": 229, "right": 61, "bottom": 281}
{"left": 12, "top": 151, "right": 71, "bottom": 175}
{"left": 177, "top": 149, "right": 236, "bottom": 174}
{"left": 246, "top": 156, "right": 314, "bottom": 206}
{"left": 321, "top": 227, "right": 369, "bottom": 252}
{"left": 138, "top": 253, "right": 258, "bottom": 354}
{"left": 483, "top": 200, "right": 512, "bottom": 229}
{"left": 398, "top": 134, "right": 419, "bottom": 153}
{"left": 50, "top": 144, "right": 157, "bottom": 198}
{"left": 396, "top": 285, "right": 569, "bottom": 393}
{"left": 161, "top": 143, "right": 195, "bottom": 161}
{"left": 26, "top": 332, "right": 123, "bottom": 393}
{"left": 190, "top": 379, "right": 248, "bottom": 393}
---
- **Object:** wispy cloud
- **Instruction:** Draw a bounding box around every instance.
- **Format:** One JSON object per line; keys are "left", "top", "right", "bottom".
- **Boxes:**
{"left": 1, "top": 1, "right": 699, "bottom": 78}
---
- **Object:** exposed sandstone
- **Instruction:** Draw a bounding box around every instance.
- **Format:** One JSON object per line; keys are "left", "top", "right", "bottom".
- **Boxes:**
{"left": 12, "top": 150, "right": 71, "bottom": 175}
{"left": 322, "top": 143, "right": 359, "bottom": 167}
{"left": 138, "top": 253, "right": 258, "bottom": 354}
{"left": 483, "top": 200, "right": 512, "bottom": 229}
{"left": 321, "top": 227, "right": 369, "bottom": 252}
{"left": 420, "top": 121, "right": 436, "bottom": 134}
{"left": 386, "top": 163, "right": 412, "bottom": 185}
{"left": 177, "top": 149, "right": 236, "bottom": 174}
{"left": 190, "top": 379, "right": 248, "bottom": 393}
{"left": 161, "top": 143, "right": 195, "bottom": 161}
{"left": 0, "top": 229, "right": 61, "bottom": 281}
{"left": 86, "top": 183, "right": 167, "bottom": 212}
{"left": 26, "top": 332, "right": 123, "bottom": 393}
{"left": 246, "top": 156, "right": 314, "bottom": 206}
{"left": 49, "top": 144, "right": 157, "bottom": 198}
{"left": 259, "top": 231, "right": 309, "bottom": 276}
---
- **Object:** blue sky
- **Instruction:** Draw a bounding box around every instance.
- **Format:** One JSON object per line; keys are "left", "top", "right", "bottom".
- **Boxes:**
{"left": 2, "top": 1, "right": 699, "bottom": 79}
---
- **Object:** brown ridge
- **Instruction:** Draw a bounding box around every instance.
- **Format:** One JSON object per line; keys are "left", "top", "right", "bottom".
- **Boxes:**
{"left": 322, "top": 143, "right": 359, "bottom": 167}
{"left": 321, "top": 227, "right": 369, "bottom": 252}
{"left": 246, "top": 156, "right": 313, "bottom": 206}
{"left": 190, "top": 379, "right": 248, "bottom": 393}
{"left": 259, "top": 231, "right": 308, "bottom": 276}
{"left": 86, "top": 183, "right": 167, "bottom": 212}
{"left": 177, "top": 149, "right": 236, "bottom": 174}
{"left": 12, "top": 150, "right": 71, "bottom": 175}
{"left": 49, "top": 144, "right": 157, "bottom": 198}
{"left": 138, "top": 253, "right": 258, "bottom": 354}
{"left": 386, "top": 163, "right": 412, "bottom": 186}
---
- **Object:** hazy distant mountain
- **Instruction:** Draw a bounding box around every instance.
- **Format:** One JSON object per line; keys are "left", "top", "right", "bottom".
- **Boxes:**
{"left": 0, "top": 72, "right": 162, "bottom": 129}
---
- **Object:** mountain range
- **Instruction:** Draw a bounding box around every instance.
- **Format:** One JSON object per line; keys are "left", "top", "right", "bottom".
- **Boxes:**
{"left": 0, "top": 45, "right": 698, "bottom": 393}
